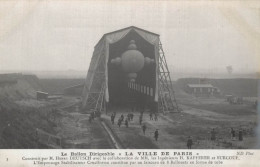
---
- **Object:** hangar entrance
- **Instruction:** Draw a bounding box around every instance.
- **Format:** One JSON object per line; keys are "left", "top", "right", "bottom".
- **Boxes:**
{"left": 107, "top": 30, "right": 157, "bottom": 112}
{"left": 82, "top": 26, "right": 178, "bottom": 115}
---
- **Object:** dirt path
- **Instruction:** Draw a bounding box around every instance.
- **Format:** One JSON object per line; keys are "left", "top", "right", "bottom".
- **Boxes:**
{"left": 102, "top": 114, "right": 158, "bottom": 149}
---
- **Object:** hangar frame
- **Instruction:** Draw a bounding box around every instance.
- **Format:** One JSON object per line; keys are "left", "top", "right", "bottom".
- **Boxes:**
{"left": 81, "top": 26, "right": 179, "bottom": 114}
{"left": 158, "top": 40, "right": 179, "bottom": 113}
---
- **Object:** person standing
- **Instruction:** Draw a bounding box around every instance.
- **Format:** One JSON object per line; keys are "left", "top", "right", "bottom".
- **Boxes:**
{"left": 130, "top": 113, "right": 134, "bottom": 121}
{"left": 231, "top": 128, "right": 235, "bottom": 140}
{"left": 139, "top": 115, "right": 143, "bottom": 125}
{"left": 111, "top": 114, "right": 115, "bottom": 124}
{"left": 113, "top": 115, "right": 115, "bottom": 124}
{"left": 125, "top": 119, "right": 129, "bottom": 128}
{"left": 118, "top": 119, "right": 122, "bottom": 127}
{"left": 154, "top": 129, "right": 159, "bottom": 141}
{"left": 238, "top": 129, "right": 243, "bottom": 141}
{"left": 127, "top": 113, "right": 131, "bottom": 121}
{"left": 120, "top": 114, "right": 124, "bottom": 121}
{"left": 154, "top": 113, "right": 158, "bottom": 121}
{"left": 91, "top": 112, "right": 95, "bottom": 120}
{"left": 149, "top": 113, "right": 153, "bottom": 120}
{"left": 142, "top": 124, "right": 147, "bottom": 135}
{"left": 187, "top": 136, "right": 193, "bottom": 149}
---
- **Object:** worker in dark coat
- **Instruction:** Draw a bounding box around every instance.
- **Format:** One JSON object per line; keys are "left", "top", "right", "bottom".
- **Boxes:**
{"left": 154, "top": 113, "right": 158, "bottom": 121}
{"left": 111, "top": 114, "right": 115, "bottom": 124}
{"left": 127, "top": 113, "right": 131, "bottom": 121}
{"left": 117, "top": 119, "right": 122, "bottom": 127}
{"left": 149, "top": 113, "right": 153, "bottom": 120}
{"left": 187, "top": 136, "right": 193, "bottom": 149}
{"left": 142, "top": 124, "right": 147, "bottom": 135}
{"left": 125, "top": 119, "right": 129, "bottom": 128}
{"left": 120, "top": 114, "right": 124, "bottom": 121}
{"left": 211, "top": 128, "right": 216, "bottom": 141}
{"left": 231, "top": 128, "right": 235, "bottom": 140}
{"left": 129, "top": 113, "right": 133, "bottom": 121}
{"left": 139, "top": 115, "right": 143, "bottom": 125}
{"left": 154, "top": 129, "right": 159, "bottom": 141}
{"left": 238, "top": 129, "right": 243, "bottom": 141}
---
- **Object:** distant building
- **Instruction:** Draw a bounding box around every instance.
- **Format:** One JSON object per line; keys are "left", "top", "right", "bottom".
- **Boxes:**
{"left": 36, "top": 91, "right": 49, "bottom": 100}
{"left": 64, "top": 84, "right": 84, "bottom": 96}
{"left": 185, "top": 84, "right": 220, "bottom": 96}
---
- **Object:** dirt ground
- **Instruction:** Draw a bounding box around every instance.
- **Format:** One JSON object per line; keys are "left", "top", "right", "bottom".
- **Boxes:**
{"left": 102, "top": 97, "right": 258, "bottom": 149}
{"left": 0, "top": 98, "right": 58, "bottom": 148}
{"left": 1, "top": 94, "right": 257, "bottom": 149}
{"left": 0, "top": 96, "right": 114, "bottom": 149}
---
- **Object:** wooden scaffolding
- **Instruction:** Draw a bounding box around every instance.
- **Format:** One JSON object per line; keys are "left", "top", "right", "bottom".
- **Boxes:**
{"left": 158, "top": 40, "right": 179, "bottom": 113}
{"left": 82, "top": 49, "right": 106, "bottom": 114}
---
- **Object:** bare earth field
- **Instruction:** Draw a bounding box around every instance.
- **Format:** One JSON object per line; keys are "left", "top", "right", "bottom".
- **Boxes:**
{"left": 101, "top": 97, "right": 257, "bottom": 149}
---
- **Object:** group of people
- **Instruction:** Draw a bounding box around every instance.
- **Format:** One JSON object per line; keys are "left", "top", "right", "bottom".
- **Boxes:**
{"left": 149, "top": 113, "right": 158, "bottom": 121}
{"left": 111, "top": 113, "right": 135, "bottom": 125}
{"left": 88, "top": 111, "right": 102, "bottom": 123}
{"left": 110, "top": 112, "right": 160, "bottom": 141}
{"left": 117, "top": 114, "right": 129, "bottom": 128}
{"left": 138, "top": 112, "right": 158, "bottom": 124}
{"left": 230, "top": 128, "right": 243, "bottom": 141}
{"left": 186, "top": 128, "right": 244, "bottom": 149}
{"left": 127, "top": 113, "right": 134, "bottom": 121}
{"left": 210, "top": 128, "right": 243, "bottom": 141}
{"left": 109, "top": 111, "right": 245, "bottom": 149}
{"left": 141, "top": 124, "right": 159, "bottom": 141}
{"left": 109, "top": 112, "right": 135, "bottom": 128}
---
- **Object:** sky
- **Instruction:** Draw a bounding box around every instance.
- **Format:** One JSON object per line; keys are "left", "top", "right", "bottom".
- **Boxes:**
{"left": 0, "top": 0, "right": 259, "bottom": 74}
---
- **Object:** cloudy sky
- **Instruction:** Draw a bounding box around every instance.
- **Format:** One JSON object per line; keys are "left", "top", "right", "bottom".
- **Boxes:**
{"left": 0, "top": 0, "right": 259, "bottom": 74}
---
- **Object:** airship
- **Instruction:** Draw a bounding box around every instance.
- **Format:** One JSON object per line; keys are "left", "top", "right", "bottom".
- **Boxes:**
{"left": 111, "top": 40, "right": 154, "bottom": 82}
